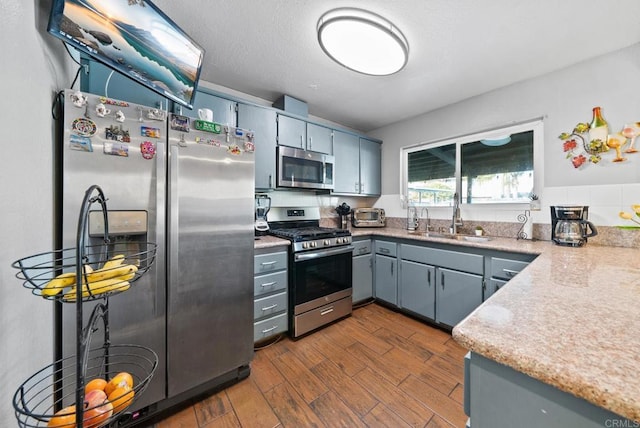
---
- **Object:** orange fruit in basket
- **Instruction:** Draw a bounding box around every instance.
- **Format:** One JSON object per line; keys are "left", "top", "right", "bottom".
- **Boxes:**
{"left": 85, "top": 378, "right": 108, "bottom": 393}
{"left": 104, "top": 372, "right": 134, "bottom": 395}
{"left": 108, "top": 384, "right": 135, "bottom": 413}
{"left": 47, "top": 405, "right": 76, "bottom": 427}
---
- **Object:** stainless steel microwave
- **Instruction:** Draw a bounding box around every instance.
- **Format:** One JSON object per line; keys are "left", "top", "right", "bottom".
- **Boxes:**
{"left": 277, "top": 146, "right": 334, "bottom": 190}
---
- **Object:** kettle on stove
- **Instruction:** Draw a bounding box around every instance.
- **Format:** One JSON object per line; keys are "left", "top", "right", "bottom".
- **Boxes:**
{"left": 550, "top": 206, "right": 597, "bottom": 247}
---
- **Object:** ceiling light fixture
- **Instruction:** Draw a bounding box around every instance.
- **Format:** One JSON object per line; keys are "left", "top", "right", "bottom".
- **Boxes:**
{"left": 317, "top": 8, "right": 409, "bottom": 76}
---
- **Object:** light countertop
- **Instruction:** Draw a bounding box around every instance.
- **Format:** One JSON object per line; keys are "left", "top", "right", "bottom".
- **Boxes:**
{"left": 347, "top": 227, "right": 640, "bottom": 421}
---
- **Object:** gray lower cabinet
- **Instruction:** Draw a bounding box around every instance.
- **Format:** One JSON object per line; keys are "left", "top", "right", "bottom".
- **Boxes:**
{"left": 374, "top": 240, "right": 397, "bottom": 305}
{"left": 352, "top": 239, "right": 373, "bottom": 303}
{"left": 485, "top": 255, "right": 534, "bottom": 300}
{"left": 237, "top": 103, "right": 277, "bottom": 190}
{"left": 399, "top": 259, "right": 436, "bottom": 320}
{"left": 253, "top": 249, "right": 288, "bottom": 342}
{"left": 436, "top": 268, "right": 483, "bottom": 327}
{"left": 465, "top": 352, "right": 636, "bottom": 428}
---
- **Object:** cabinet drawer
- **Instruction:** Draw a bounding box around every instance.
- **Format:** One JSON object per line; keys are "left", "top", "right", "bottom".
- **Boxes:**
{"left": 254, "top": 313, "right": 288, "bottom": 342}
{"left": 352, "top": 239, "right": 372, "bottom": 256}
{"left": 254, "top": 291, "right": 287, "bottom": 320}
{"left": 490, "top": 257, "right": 529, "bottom": 280}
{"left": 375, "top": 240, "right": 397, "bottom": 257}
{"left": 401, "top": 244, "right": 483, "bottom": 275}
{"left": 254, "top": 270, "right": 287, "bottom": 297}
{"left": 254, "top": 251, "right": 288, "bottom": 274}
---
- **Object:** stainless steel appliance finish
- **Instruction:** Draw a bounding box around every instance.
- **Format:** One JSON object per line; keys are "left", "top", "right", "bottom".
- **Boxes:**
{"left": 57, "top": 91, "right": 254, "bottom": 417}
{"left": 550, "top": 205, "right": 598, "bottom": 247}
{"left": 268, "top": 207, "right": 353, "bottom": 338}
{"left": 352, "top": 207, "right": 386, "bottom": 228}
{"left": 276, "top": 146, "right": 335, "bottom": 190}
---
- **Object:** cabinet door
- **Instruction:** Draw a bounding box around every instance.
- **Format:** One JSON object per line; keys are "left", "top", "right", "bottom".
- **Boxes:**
{"left": 375, "top": 254, "right": 397, "bottom": 305}
{"left": 485, "top": 278, "right": 508, "bottom": 301}
{"left": 306, "top": 123, "right": 333, "bottom": 154}
{"left": 81, "top": 58, "right": 167, "bottom": 108}
{"left": 359, "top": 138, "right": 381, "bottom": 196}
{"left": 400, "top": 260, "right": 435, "bottom": 320}
{"left": 185, "top": 91, "right": 236, "bottom": 126}
{"left": 436, "top": 268, "right": 483, "bottom": 327}
{"left": 333, "top": 130, "right": 361, "bottom": 194}
{"left": 353, "top": 254, "right": 373, "bottom": 303}
{"left": 277, "top": 115, "right": 306, "bottom": 149}
{"left": 238, "top": 103, "right": 277, "bottom": 190}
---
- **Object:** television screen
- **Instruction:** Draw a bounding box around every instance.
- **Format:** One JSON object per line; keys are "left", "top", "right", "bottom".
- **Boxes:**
{"left": 48, "top": 0, "right": 205, "bottom": 109}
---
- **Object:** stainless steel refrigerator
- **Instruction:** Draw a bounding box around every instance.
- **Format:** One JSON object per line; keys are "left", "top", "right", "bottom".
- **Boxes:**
{"left": 56, "top": 89, "right": 254, "bottom": 419}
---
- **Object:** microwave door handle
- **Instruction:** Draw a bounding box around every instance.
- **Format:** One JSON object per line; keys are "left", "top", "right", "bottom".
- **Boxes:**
{"left": 322, "top": 162, "right": 327, "bottom": 185}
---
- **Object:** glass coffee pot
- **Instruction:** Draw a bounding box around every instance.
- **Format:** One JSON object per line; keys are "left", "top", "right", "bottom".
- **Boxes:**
{"left": 550, "top": 206, "right": 597, "bottom": 246}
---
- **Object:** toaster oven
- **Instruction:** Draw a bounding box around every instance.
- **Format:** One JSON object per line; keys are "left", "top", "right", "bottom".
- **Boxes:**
{"left": 352, "top": 208, "right": 386, "bottom": 227}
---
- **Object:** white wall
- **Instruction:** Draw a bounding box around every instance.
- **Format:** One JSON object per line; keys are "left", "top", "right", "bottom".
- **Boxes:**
{"left": 0, "top": 0, "right": 73, "bottom": 422}
{"left": 368, "top": 43, "right": 640, "bottom": 228}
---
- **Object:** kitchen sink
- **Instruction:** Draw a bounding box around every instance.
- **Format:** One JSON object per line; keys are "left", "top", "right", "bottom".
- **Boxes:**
{"left": 411, "top": 231, "right": 492, "bottom": 242}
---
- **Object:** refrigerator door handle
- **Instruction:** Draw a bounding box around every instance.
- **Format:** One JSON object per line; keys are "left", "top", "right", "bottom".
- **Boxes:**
{"left": 156, "top": 141, "right": 166, "bottom": 315}
{"left": 169, "top": 145, "right": 180, "bottom": 293}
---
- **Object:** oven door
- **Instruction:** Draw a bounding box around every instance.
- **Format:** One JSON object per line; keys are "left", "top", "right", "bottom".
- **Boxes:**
{"left": 277, "top": 146, "right": 334, "bottom": 190}
{"left": 291, "top": 245, "right": 353, "bottom": 314}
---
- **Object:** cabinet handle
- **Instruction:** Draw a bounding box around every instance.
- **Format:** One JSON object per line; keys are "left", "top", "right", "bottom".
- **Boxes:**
{"left": 502, "top": 269, "right": 519, "bottom": 277}
{"left": 355, "top": 181, "right": 359, "bottom": 192}
{"left": 261, "top": 261, "right": 277, "bottom": 266}
{"left": 261, "top": 304, "right": 278, "bottom": 311}
{"left": 268, "top": 174, "right": 272, "bottom": 188}
{"left": 379, "top": 248, "right": 390, "bottom": 254}
{"left": 309, "top": 136, "right": 312, "bottom": 149}
{"left": 261, "top": 325, "right": 278, "bottom": 334}
{"left": 391, "top": 263, "right": 394, "bottom": 276}
{"left": 260, "top": 281, "right": 277, "bottom": 288}
{"left": 361, "top": 182, "right": 364, "bottom": 193}
{"left": 441, "top": 272, "right": 445, "bottom": 289}
{"left": 358, "top": 247, "right": 369, "bottom": 255}
{"left": 320, "top": 306, "right": 334, "bottom": 316}
{"left": 427, "top": 270, "right": 431, "bottom": 287}
{"left": 300, "top": 134, "right": 304, "bottom": 147}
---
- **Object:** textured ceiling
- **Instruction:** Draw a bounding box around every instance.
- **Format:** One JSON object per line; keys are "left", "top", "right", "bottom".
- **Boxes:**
{"left": 153, "top": 0, "right": 640, "bottom": 132}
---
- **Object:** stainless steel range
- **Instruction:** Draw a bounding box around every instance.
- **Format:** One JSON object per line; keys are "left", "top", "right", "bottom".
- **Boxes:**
{"left": 269, "top": 207, "right": 353, "bottom": 338}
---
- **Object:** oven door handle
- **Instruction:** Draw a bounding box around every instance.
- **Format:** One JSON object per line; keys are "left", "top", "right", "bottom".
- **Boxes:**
{"left": 294, "top": 245, "right": 354, "bottom": 262}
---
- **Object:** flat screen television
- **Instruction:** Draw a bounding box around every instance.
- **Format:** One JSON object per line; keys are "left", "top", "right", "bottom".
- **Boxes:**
{"left": 48, "top": 0, "right": 205, "bottom": 109}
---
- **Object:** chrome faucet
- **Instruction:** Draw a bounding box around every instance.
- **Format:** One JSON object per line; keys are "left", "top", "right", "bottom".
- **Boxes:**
{"left": 420, "top": 207, "right": 431, "bottom": 232}
{"left": 451, "top": 192, "right": 463, "bottom": 234}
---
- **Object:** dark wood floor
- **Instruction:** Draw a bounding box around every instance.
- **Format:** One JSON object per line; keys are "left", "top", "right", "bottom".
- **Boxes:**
{"left": 155, "top": 303, "right": 468, "bottom": 428}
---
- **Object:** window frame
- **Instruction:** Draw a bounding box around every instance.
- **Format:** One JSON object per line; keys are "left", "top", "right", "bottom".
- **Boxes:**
{"left": 400, "top": 119, "right": 544, "bottom": 207}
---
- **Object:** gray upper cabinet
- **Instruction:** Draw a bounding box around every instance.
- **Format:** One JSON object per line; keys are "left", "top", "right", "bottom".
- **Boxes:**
{"left": 277, "top": 115, "right": 306, "bottom": 150}
{"left": 333, "top": 131, "right": 381, "bottom": 196}
{"left": 360, "top": 138, "right": 381, "bottom": 196}
{"left": 306, "top": 123, "right": 333, "bottom": 154}
{"left": 81, "top": 58, "right": 167, "bottom": 108}
{"left": 182, "top": 91, "right": 236, "bottom": 126}
{"left": 237, "top": 103, "right": 277, "bottom": 190}
{"left": 333, "top": 131, "right": 361, "bottom": 194}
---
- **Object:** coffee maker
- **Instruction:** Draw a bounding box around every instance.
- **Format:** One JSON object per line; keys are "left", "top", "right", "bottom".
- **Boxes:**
{"left": 550, "top": 206, "right": 598, "bottom": 246}
{"left": 255, "top": 194, "right": 271, "bottom": 236}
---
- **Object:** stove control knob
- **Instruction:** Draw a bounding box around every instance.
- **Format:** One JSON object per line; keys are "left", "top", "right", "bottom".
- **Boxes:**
{"left": 302, "top": 242, "right": 308, "bottom": 249}
{"left": 337, "top": 238, "right": 343, "bottom": 244}
{"left": 324, "top": 239, "right": 330, "bottom": 246}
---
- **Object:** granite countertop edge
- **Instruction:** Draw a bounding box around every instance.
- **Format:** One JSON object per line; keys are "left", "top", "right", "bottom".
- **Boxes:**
{"left": 343, "top": 227, "right": 640, "bottom": 422}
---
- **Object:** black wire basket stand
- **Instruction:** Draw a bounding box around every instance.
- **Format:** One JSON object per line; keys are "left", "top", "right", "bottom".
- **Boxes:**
{"left": 11, "top": 185, "right": 158, "bottom": 427}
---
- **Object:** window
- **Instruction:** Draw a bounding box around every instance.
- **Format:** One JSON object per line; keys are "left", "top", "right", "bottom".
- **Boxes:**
{"left": 401, "top": 120, "right": 542, "bottom": 206}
